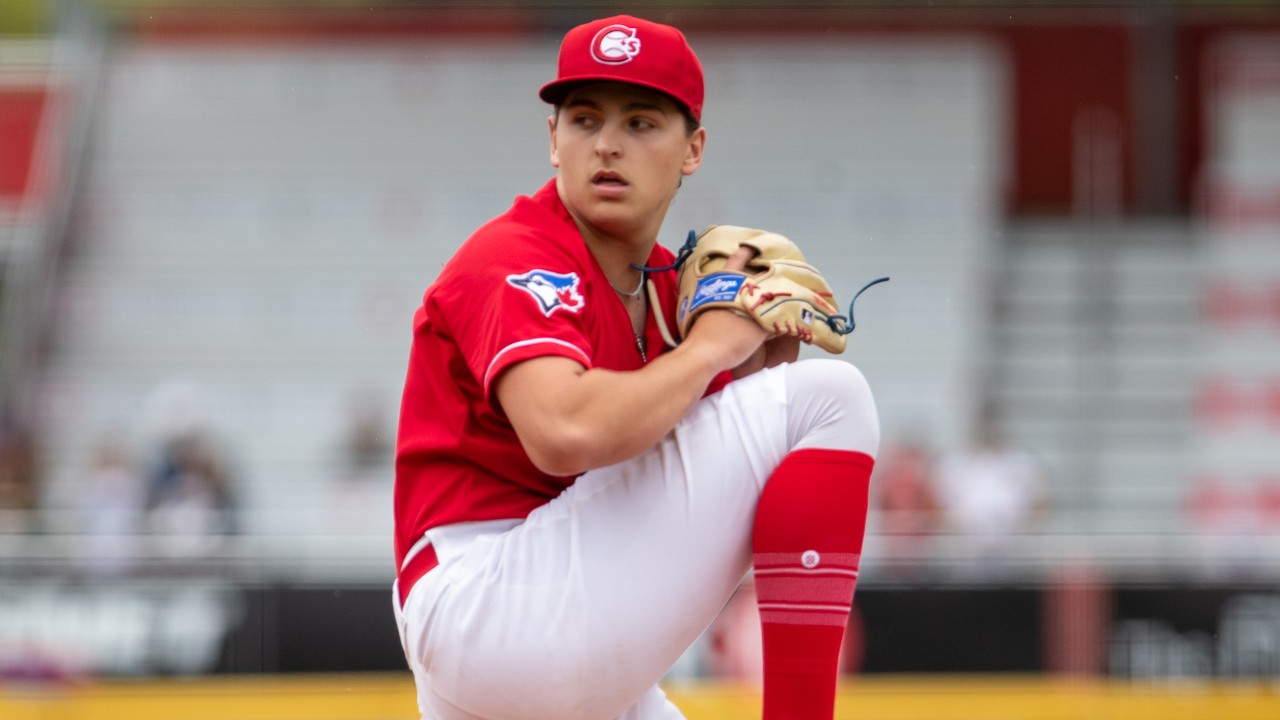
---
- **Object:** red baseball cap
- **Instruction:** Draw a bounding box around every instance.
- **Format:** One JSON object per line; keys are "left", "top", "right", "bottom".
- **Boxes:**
{"left": 539, "top": 15, "right": 704, "bottom": 121}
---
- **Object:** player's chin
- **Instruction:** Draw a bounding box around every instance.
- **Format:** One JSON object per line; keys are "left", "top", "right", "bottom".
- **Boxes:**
{"left": 580, "top": 203, "right": 645, "bottom": 236}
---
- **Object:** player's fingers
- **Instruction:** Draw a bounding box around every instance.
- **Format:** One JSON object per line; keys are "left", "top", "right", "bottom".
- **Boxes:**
{"left": 730, "top": 343, "right": 767, "bottom": 379}
{"left": 721, "top": 245, "right": 759, "bottom": 272}
{"left": 763, "top": 335, "right": 801, "bottom": 367}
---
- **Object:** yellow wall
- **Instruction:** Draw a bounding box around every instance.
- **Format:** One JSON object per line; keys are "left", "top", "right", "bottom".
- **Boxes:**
{"left": 0, "top": 0, "right": 47, "bottom": 35}
{"left": 2, "top": 674, "right": 1279, "bottom": 720}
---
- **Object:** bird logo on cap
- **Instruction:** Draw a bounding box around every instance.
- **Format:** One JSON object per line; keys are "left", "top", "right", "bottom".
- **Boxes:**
{"left": 591, "top": 24, "right": 641, "bottom": 65}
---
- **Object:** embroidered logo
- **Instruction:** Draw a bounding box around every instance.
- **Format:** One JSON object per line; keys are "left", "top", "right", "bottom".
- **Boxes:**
{"left": 591, "top": 24, "right": 641, "bottom": 65}
{"left": 696, "top": 275, "right": 742, "bottom": 300}
{"left": 507, "top": 269, "right": 585, "bottom": 316}
{"left": 681, "top": 273, "right": 745, "bottom": 324}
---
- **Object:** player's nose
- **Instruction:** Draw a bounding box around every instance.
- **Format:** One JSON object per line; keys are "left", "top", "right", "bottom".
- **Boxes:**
{"left": 593, "top": 121, "right": 623, "bottom": 158}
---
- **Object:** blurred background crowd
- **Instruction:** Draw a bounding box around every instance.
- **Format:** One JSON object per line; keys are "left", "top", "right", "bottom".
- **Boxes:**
{"left": 1, "top": 0, "right": 1279, "bottom": 688}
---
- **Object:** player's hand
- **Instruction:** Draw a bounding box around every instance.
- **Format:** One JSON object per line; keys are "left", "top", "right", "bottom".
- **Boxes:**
{"left": 684, "top": 300, "right": 767, "bottom": 372}
{"left": 730, "top": 331, "right": 800, "bottom": 379}
{"left": 764, "top": 333, "right": 801, "bottom": 366}
{"left": 719, "top": 240, "right": 800, "bottom": 378}
{"left": 681, "top": 245, "right": 768, "bottom": 371}
{"left": 715, "top": 245, "right": 778, "bottom": 377}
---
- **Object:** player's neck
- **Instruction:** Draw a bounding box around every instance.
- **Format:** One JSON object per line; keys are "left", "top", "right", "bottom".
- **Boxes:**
{"left": 594, "top": 244, "right": 651, "bottom": 302}
{"left": 574, "top": 223, "right": 657, "bottom": 296}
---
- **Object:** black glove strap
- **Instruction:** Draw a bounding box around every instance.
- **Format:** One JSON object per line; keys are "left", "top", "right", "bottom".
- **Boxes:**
{"left": 827, "top": 276, "right": 890, "bottom": 336}
{"left": 630, "top": 229, "right": 699, "bottom": 274}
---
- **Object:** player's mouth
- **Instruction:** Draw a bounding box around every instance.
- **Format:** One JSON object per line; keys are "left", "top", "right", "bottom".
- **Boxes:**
{"left": 591, "top": 170, "right": 629, "bottom": 197}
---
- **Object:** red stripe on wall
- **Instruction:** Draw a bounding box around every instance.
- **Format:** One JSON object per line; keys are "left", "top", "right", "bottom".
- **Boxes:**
{"left": 0, "top": 88, "right": 47, "bottom": 203}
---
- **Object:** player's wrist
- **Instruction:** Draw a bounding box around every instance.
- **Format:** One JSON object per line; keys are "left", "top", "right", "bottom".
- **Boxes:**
{"left": 680, "top": 311, "right": 767, "bottom": 371}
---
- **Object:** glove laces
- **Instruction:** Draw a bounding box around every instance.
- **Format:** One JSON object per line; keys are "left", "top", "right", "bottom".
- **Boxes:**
{"left": 630, "top": 229, "right": 699, "bottom": 274}
{"left": 632, "top": 230, "right": 700, "bottom": 350}
{"left": 826, "top": 276, "right": 890, "bottom": 336}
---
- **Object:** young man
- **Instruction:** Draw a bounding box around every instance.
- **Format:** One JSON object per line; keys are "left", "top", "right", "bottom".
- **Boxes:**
{"left": 393, "top": 15, "right": 880, "bottom": 720}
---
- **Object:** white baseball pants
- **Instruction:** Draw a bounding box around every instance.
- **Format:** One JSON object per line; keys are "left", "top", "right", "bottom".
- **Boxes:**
{"left": 393, "top": 358, "right": 879, "bottom": 720}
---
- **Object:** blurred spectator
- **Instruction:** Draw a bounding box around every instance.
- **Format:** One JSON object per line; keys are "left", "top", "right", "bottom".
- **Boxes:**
{"left": 144, "top": 431, "right": 238, "bottom": 556}
{"left": 871, "top": 428, "right": 940, "bottom": 578}
{"left": 140, "top": 377, "right": 210, "bottom": 447}
{"left": 339, "top": 388, "right": 391, "bottom": 484}
{"left": 1185, "top": 476, "right": 1280, "bottom": 578}
{"left": 328, "top": 388, "right": 393, "bottom": 535}
{"left": 134, "top": 377, "right": 238, "bottom": 554}
{"left": 0, "top": 407, "right": 39, "bottom": 533}
{"left": 76, "top": 434, "right": 145, "bottom": 575}
{"left": 932, "top": 403, "right": 1046, "bottom": 578}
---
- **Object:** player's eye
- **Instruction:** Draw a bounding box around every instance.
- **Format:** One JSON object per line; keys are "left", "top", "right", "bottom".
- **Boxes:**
{"left": 570, "top": 112, "right": 600, "bottom": 129}
{"left": 629, "top": 116, "right": 658, "bottom": 131}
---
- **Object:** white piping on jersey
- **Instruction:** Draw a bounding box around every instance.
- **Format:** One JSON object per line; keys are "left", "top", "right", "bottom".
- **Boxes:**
{"left": 400, "top": 532, "right": 432, "bottom": 572}
{"left": 484, "top": 337, "right": 591, "bottom": 390}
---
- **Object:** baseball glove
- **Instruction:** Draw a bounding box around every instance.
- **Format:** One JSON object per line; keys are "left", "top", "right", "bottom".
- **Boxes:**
{"left": 675, "top": 225, "right": 855, "bottom": 353}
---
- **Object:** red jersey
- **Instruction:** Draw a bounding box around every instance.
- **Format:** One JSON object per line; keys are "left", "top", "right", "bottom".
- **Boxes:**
{"left": 393, "top": 179, "right": 728, "bottom": 569}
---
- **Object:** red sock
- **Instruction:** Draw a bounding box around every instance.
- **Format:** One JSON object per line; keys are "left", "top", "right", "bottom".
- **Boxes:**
{"left": 752, "top": 448, "right": 874, "bottom": 720}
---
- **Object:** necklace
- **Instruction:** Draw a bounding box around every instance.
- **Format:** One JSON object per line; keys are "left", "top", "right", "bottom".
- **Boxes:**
{"left": 610, "top": 272, "right": 645, "bottom": 298}
{"left": 620, "top": 274, "right": 648, "bottom": 362}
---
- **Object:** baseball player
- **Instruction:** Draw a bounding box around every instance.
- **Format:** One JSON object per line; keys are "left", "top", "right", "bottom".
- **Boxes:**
{"left": 393, "top": 15, "right": 880, "bottom": 720}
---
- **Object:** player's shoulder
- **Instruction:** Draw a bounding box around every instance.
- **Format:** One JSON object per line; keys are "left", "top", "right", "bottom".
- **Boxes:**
{"left": 484, "top": 182, "right": 583, "bottom": 248}
{"left": 459, "top": 217, "right": 580, "bottom": 277}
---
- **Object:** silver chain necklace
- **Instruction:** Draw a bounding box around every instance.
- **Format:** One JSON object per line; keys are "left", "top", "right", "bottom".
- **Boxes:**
{"left": 610, "top": 272, "right": 645, "bottom": 298}
{"left": 617, "top": 275, "right": 648, "bottom": 362}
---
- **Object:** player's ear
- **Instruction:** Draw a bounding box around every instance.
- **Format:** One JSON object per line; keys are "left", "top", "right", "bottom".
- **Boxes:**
{"left": 548, "top": 115, "right": 561, "bottom": 168}
{"left": 681, "top": 126, "right": 706, "bottom": 176}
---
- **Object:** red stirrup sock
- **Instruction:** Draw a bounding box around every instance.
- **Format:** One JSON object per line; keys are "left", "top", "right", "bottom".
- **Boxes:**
{"left": 752, "top": 448, "right": 874, "bottom": 720}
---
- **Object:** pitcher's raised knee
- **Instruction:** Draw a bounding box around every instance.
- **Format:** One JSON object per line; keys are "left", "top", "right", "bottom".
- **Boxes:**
{"left": 783, "top": 358, "right": 880, "bottom": 456}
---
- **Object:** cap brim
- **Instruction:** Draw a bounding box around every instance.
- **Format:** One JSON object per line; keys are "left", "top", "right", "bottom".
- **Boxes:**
{"left": 538, "top": 76, "right": 696, "bottom": 120}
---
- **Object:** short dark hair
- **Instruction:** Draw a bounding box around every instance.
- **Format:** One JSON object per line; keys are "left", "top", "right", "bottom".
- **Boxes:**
{"left": 679, "top": 110, "right": 701, "bottom": 136}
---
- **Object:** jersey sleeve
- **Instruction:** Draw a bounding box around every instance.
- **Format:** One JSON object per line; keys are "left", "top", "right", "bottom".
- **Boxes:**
{"left": 429, "top": 226, "right": 594, "bottom": 403}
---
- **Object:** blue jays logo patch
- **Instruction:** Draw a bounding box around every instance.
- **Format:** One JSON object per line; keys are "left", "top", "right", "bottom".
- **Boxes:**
{"left": 507, "top": 269, "right": 586, "bottom": 316}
